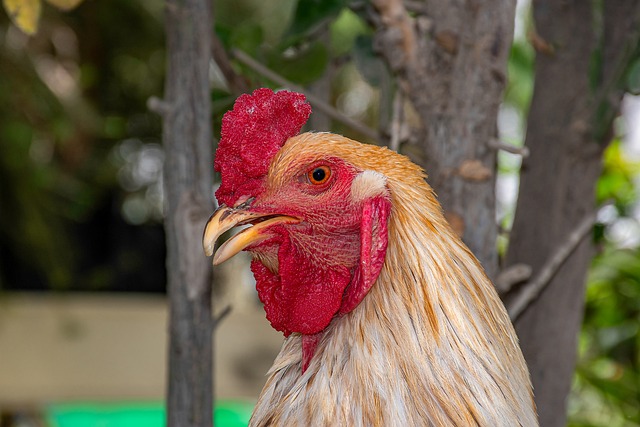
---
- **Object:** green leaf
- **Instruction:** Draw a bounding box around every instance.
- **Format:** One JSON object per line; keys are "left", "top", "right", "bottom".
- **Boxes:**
{"left": 211, "top": 89, "right": 235, "bottom": 116}
{"left": 287, "top": 0, "right": 348, "bottom": 39}
{"left": 596, "top": 139, "right": 639, "bottom": 204}
{"left": 329, "top": 8, "right": 369, "bottom": 57}
{"left": 505, "top": 42, "right": 535, "bottom": 111}
{"left": 626, "top": 58, "right": 640, "bottom": 95}
{"left": 230, "top": 23, "right": 264, "bottom": 58}
{"left": 266, "top": 41, "right": 328, "bottom": 85}
{"left": 215, "top": 24, "right": 233, "bottom": 50}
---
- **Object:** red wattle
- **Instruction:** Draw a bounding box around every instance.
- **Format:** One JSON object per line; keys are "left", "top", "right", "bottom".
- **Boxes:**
{"left": 251, "top": 237, "right": 351, "bottom": 337}
{"left": 339, "top": 196, "right": 391, "bottom": 314}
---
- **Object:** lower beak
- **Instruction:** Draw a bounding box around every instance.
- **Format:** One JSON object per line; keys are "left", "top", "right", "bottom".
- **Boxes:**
{"left": 202, "top": 206, "right": 299, "bottom": 265}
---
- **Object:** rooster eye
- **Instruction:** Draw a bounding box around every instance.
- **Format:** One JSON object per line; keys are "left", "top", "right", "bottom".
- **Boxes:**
{"left": 307, "top": 166, "right": 331, "bottom": 185}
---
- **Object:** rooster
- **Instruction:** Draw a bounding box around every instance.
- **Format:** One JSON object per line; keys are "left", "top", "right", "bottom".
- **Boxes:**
{"left": 203, "top": 89, "right": 538, "bottom": 426}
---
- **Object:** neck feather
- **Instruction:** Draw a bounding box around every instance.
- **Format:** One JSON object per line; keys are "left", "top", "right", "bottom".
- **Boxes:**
{"left": 249, "top": 177, "right": 537, "bottom": 427}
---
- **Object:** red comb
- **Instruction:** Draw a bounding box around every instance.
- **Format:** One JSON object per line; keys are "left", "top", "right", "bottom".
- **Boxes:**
{"left": 214, "top": 88, "right": 312, "bottom": 207}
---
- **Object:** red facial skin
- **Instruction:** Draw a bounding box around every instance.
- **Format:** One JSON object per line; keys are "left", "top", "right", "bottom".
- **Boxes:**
{"left": 243, "top": 158, "right": 391, "bottom": 371}
{"left": 247, "top": 158, "right": 362, "bottom": 336}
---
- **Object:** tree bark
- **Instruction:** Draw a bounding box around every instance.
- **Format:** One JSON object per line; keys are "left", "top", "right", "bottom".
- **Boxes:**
{"left": 371, "top": 0, "right": 516, "bottom": 280}
{"left": 505, "top": 2, "right": 639, "bottom": 425}
{"left": 162, "top": 0, "right": 214, "bottom": 426}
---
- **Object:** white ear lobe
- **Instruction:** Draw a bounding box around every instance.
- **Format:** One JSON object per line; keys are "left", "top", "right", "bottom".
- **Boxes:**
{"left": 351, "top": 170, "right": 388, "bottom": 203}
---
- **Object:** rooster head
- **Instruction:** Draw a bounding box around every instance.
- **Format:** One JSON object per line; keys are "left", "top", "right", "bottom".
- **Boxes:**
{"left": 203, "top": 89, "right": 392, "bottom": 368}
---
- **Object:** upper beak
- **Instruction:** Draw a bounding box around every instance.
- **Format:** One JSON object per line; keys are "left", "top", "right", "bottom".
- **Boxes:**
{"left": 202, "top": 205, "right": 299, "bottom": 265}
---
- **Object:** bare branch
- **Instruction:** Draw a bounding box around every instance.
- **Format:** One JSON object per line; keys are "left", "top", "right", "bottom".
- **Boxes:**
{"left": 147, "top": 96, "right": 173, "bottom": 116}
{"left": 389, "top": 89, "right": 404, "bottom": 152}
{"left": 231, "top": 48, "right": 384, "bottom": 144}
{"left": 507, "top": 207, "right": 601, "bottom": 321}
{"left": 213, "top": 304, "right": 232, "bottom": 330}
{"left": 495, "top": 263, "right": 532, "bottom": 295}
{"left": 488, "top": 138, "right": 530, "bottom": 158}
{"left": 308, "top": 31, "right": 333, "bottom": 131}
{"left": 403, "top": 0, "right": 429, "bottom": 14}
{"left": 211, "top": 33, "right": 249, "bottom": 94}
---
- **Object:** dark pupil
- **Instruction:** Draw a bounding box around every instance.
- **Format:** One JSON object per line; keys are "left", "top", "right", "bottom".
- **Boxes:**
{"left": 312, "top": 168, "right": 326, "bottom": 182}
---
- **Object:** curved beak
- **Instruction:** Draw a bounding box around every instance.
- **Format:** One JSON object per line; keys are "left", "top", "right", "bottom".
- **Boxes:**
{"left": 202, "top": 205, "right": 299, "bottom": 265}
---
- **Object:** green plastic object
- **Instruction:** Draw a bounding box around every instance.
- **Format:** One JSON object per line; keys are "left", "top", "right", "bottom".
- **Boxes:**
{"left": 46, "top": 400, "right": 254, "bottom": 427}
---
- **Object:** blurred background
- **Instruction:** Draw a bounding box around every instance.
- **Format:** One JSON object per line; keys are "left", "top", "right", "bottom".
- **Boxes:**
{"left": 1, "top": 0, "right": 640, "bottom": 426}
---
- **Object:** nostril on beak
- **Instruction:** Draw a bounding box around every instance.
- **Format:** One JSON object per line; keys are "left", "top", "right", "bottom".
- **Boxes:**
{"left": 233, "top": 196, "right": 255, "bottom": 210}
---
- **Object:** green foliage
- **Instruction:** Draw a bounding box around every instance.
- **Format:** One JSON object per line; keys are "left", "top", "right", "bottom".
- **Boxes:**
{"left": 210, "top": 0, "right": 375, "bottom": 138}
{"left": 229, "top": 23, "right": 264, "bottom": 57}
{"left": 504, "top": 41, "right": 535, "bottom": 113}
{"left": 596, "top": 139, "right": 639, "bottom": 207}
{"left": 0, "top": 46, "right": 84, "bottom": 290}
{"left": 1, "top": 0, "right": 377, "bottom": 291}
{"left": 569, "top": 247, "right": 640, "bottom": 426}
{"left": 0, "top": 0, "right": 165, "bottom": 291}
{"left": 501, "top": 11, "right": 640, "bottom": 422}
{"left": 627, "top": 59, "right": 640, "bottom": 95}
{"left": 569, "top": 134, "right": 640, "bottom": 426}
{"left": 287, "top": 0, "right": 348, "bottom": 41}
{"left": 266, "top": 41, "right": 329, "bottom": 85}
{"left": 329, "top": 8, "right": 369, "bottom": 57}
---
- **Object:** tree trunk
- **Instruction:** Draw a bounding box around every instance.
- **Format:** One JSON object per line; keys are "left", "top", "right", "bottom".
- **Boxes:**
{"left": 505, "top": 2, "right": 639, "bottom": 425}
{"left": 162, "top": 0, "right": 214, "bottom": 426}
{"left": 372, "top": 0, "right": 516, "bottom": 280}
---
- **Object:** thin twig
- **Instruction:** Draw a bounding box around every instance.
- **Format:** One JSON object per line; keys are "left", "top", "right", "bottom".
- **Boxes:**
{"left": 231, "top": 48, "right": 384, "bottom": 144}
{"left": 495, "top": 263, "right": 532, "bottom": 295}
{"left": 507, "top": 207, "right": 602, "bottom": 321}
{"left": 403, "top": 0, "right": 429, "bottom": 14}
{"left": 488, "top": 138, "right": 530, "bottom": 158}
{"left": 213, "top": 304, "right": 232, "bottom": 330}
{"left": 389, "top": 89, "right": 404, "bottom": 152}
{"left": 147, "top": 96, "right": 173, "bottom": 116}
{"left": 211, "top": 34, "right": 249, "bottom": 94}
{"left": 308, "top": 30, "right": 333, "bottom": 131}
